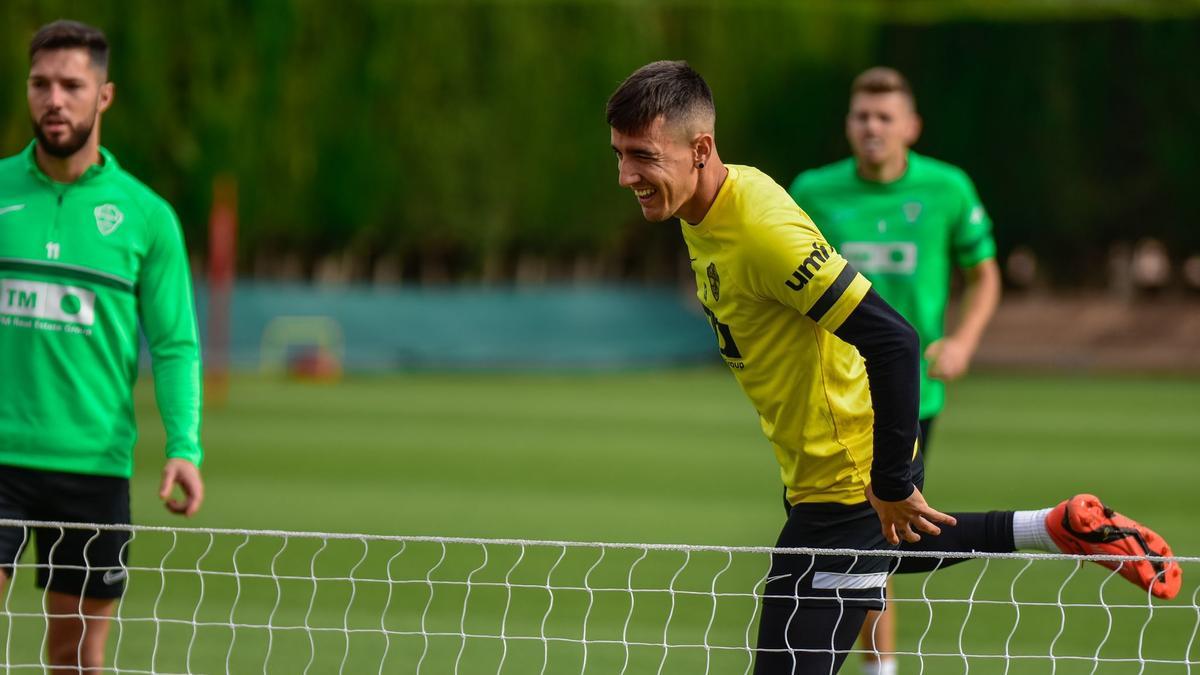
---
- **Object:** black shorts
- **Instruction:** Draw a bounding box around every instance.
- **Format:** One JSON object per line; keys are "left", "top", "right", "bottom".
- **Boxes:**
{"left": 0, "top": 464, "right": 131, "bottom": 599}
{"left": 767, "top": 452, "right": 927, "bottom": 610}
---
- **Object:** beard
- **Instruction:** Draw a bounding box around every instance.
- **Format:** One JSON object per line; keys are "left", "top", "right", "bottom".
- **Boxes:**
{"left": 32, "top": 114, "right": 96, "bottom": 159}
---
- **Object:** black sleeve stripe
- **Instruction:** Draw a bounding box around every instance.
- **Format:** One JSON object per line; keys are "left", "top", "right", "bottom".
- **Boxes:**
{"left": 805, "top": 264, "right": 858, "bottom": 323}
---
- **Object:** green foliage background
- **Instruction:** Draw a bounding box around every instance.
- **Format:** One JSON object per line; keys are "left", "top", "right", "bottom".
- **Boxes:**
{"left": 2, "top": 1, "right": 1198, "bottom": 283}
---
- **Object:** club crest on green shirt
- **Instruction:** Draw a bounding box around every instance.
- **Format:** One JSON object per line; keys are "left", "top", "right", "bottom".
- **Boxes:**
{"left": 903, "top": 201, "right": 922, "bottom": 223}
{"left": 707, "top": 262, "right": 720, "bottom": 301}
{"left": 94, "top": 204, "right": 124, "bottom": 236}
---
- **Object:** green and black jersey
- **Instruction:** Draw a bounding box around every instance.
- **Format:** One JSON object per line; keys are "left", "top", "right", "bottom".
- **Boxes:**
{"left": 0, "top": 142, "right": 202, "bottom": 478}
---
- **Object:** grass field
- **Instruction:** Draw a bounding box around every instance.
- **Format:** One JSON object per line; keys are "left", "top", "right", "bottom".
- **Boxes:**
{"left": 2, "top": 370, "right": 1198, "bottom": 673}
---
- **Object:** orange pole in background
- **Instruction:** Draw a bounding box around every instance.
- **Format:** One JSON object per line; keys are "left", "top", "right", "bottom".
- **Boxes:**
{"left": 206, "top": 175, "right": 237, "bottom": 406}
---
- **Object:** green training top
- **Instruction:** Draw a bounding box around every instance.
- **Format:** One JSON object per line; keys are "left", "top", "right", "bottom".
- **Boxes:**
{"left": 0, "top": 141, "right": 202, "bottom": 478}
{"left": 789, "top": 151, "right": 995, "bottom": 420}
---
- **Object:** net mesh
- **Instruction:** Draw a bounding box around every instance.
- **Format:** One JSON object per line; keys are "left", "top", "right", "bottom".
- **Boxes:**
{"left": 0, "top": 520, "right": 1194, "bottom": 674}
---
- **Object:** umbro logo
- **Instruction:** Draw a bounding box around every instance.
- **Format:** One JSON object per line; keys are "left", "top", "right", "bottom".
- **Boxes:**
{"left": 102, "top": 568, "right": 127, "bottom": 585}
{"left": 785, "top": 242, "right": 832, "bottom": 291}
{"left": 0, "top": 204, "right": 26, "bottom": 216}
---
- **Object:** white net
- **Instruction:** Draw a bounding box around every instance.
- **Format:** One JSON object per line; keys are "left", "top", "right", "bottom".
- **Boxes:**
{"left": 0, "top": 519, "right": 1194, "bottom": 674}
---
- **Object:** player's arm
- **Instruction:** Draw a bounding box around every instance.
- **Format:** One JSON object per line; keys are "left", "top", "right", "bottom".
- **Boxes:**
{"left": 742, "top": 218, "right": 953, "bottom": 543}
{"left": 742, "top": 218, "right": 922, "bottom": 502}
{"left": 926, "top": 258, "right": 1000, "bottom": 381}
{"left": 833, "top": 289, "right": 919, "bottom": 501}
{"left": 927, "top": 174, "right": 1001, "bottom": 381}
{"left": 833, "top": 290, "right": 956, "bottom": 544}
{"left": 138, "top": 200, "right": 205, "bottom": 517}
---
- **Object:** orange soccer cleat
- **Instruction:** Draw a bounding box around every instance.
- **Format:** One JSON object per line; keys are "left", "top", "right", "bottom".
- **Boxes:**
{"left": 1046, "top": 494, "right": 1182, "bottom": 600}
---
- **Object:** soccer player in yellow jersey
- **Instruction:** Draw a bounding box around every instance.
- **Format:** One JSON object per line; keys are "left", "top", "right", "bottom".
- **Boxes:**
{"left": 790, "top": 67, "right": 1003, "bottom": 675}
{"left": 606, "top": 61, "right": 1181, "bottom": 674}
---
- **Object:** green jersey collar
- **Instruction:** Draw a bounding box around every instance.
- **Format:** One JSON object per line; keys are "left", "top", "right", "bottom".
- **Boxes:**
{"left": 22, "top": 140, "right": 120, "bottom": 187}
{"left": 853, "top": 151, "right": 917, "bottom": 189}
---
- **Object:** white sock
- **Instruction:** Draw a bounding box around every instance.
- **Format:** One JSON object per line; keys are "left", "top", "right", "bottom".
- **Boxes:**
{"left": 1012, "top": 507, "right": 1057, "bottom": 551}
{"left": 862, "top": 657, "right": 897, "bottom": 675}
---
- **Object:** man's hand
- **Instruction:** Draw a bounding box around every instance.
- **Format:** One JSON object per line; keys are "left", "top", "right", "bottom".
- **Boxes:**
{"left": 159, "top": 458, "right": 204, "bottom": 517}
{"left": 925, "top": 335, "right": 974, "bottom": 381}
{"left": 866, "top": 484, "right": 956, "bottom": 545}
{"left": 927, "top": 258, "right": 1000, "bottom": 382}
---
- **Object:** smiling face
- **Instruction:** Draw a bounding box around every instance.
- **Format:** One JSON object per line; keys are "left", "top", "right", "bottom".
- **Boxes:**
{"left": 611, "top": 115, "right": 704, "bottom": 223}
{"left": 846, "top": 91, "right": 919, "bottom": 172}
{"left": 27, "top": 47, "right": 112, "bottom": 159}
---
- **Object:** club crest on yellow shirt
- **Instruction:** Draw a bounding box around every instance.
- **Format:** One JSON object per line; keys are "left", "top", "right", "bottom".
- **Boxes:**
{"left": 707, "top": 262, "right": 720, "bottom": 301}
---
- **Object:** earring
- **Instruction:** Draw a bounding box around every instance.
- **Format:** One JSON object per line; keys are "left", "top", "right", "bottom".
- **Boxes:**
{"left": 696, "top": 162, "right": 705, "bottom": 169}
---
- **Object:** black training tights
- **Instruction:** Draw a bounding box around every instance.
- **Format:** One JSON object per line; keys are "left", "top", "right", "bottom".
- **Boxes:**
{"left": 754, "top": 605, "right": 868, "bottom": 675}
{"left": 753, "top": 511, "right": 1013, "bottom": 674}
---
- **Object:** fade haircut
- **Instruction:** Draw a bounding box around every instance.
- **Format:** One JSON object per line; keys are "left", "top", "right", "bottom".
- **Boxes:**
{"left": 851, "top": 66, "right": 915, "bottom": 111}
{"left": 29, "top": 20, "right": 109, "bottom": 74}
{"left": 606, "top": 60, "right": 715, "bottom": 139}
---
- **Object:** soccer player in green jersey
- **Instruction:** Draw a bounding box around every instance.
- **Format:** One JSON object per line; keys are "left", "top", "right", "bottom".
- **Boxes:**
{"left": 606, "top": 60, "right": 1179, "bottom": 674}
{"left": 791, "top": 67, "right": 1001, "bottom": 456}
{"left": 789, "top": 67, "right": 1002, "bottom": 675}
{"left": 0, "top": 20, "right": 204, "bottom": 672}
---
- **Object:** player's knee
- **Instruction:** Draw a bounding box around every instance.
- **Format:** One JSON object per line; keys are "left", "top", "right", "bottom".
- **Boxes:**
{"left": 47, "top": 638, "right": 105, "bottom": 669}
{"left": 46, "top": 613, "right": 109, "bottom": 668}
{"left": 47, "top": 633, "right": 83, "bottom": 667}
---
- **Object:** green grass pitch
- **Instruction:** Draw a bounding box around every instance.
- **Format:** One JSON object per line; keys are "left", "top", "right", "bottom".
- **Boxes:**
{"left": 1, "top": 371, "right": 1197, "bottom": 673}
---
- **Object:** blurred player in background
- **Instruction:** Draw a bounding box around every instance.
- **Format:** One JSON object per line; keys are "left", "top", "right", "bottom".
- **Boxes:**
{"left": 0, "top": 20, "right": 204, "bottom": 672}
{"left": 789, "top": 67, "right": 1001, "bottom": 675}
{"left": 791, "top": 66, "right": 1000, "bottom": 459}
{"left": 606, "top": 60, "right": 1179, "bottom": 674}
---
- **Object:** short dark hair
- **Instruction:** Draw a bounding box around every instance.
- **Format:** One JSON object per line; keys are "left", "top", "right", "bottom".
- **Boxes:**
{"left": 851, "top": 67, "right": 915, "bottom": 109}
{"left": 606, "top": 60, "right": 715, "bottom": 136}
{"left": 29, "top": 20, "right": 109, "bottom": 73}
